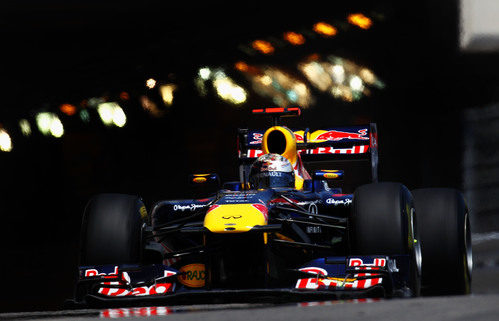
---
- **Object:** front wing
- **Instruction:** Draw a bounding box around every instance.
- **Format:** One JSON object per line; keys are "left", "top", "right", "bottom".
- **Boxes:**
{"left": 69, "top": 255, "right": 412, "bottom": 308}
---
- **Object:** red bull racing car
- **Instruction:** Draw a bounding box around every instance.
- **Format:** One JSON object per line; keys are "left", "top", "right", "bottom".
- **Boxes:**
{"left": 70, "top": 107, "right": 472, "bottom": 307}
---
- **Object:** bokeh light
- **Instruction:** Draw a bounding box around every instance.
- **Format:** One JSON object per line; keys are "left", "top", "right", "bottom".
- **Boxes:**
{"left": 146, "top": 78, "right": 157, "bottom": 89}
{"left": 283, "top": 31, "right": 306, "bottom": 45}
{"left": 347, "top": 13, "right": 373, "bottom": 30}
{"left": 19, "top": 119, "right": 32, "bottom": 137}
{"left": 313, "top": 22, "right": 338, "bottom": 37}
{"left": 35, "top": 112, "right": 64, "bottom": 138}
{"left": 59, "top": 103, "right": 77, "bottom": 116}
{"left": 252, "top": 40, "right": 275, "bottom": 54}
{"left": 0, "top": 129, "right": 13, "bottom": 152}
{"left": 97, "top": 102, "right": 127, "bottom": 127}
{"left": 159, "top": 84, "right": 177, "bottom": 106}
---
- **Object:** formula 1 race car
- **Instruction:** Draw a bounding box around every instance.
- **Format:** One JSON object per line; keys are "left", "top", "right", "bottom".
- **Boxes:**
{"left": 69, "top": 107, "right": 472, "bottom": 307}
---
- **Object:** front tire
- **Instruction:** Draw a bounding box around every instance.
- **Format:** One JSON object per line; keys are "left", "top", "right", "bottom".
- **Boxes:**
{"left": 412, "top": 188, "right": 472, "bottom": 295}
{"left": 80, "top": 193, "right": 146, "bottom": 265}
{"left": 350, "top": 182, "right": 421, "bottom": 297}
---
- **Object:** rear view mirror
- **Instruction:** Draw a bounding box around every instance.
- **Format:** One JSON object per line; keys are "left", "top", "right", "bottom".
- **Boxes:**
{"left": 313, "top": 170, "right": 344, "bottom": 180}
{"left": 189, "top": 173, "right": 221, "bottom": 186}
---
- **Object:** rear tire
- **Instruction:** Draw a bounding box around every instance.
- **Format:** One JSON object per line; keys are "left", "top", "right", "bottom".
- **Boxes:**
{"left": 412, "top": 188, "right": 472, "bottom": 295}
{"left": 80, "top": 193, "right": 146, "bottom": 265}
{"left": 351, "top": 182, "right": 421, "bottom": 296}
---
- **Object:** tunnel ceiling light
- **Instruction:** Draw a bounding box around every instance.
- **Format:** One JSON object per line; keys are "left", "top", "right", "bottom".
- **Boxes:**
{"left": 313, "top": 22, "right": 338, "bottom": 37}
{"left": 331, "top": 65, "right": 345, "bottom": 84}
{"left": 198, "top": 67, "right": 211, "bottom": 80}
{"left": 119, "top": 91, "right": 130, "bottom": 100}
{"left": 235, "top": 61, "right": 249, "bottom": 72}
{"left": 298, "top": 54, "right": 384, "bottom": 103}
{"left": 349, "top": 75, "right": 364, "bottom": 92}
{"left": 35, "top": 112, "right": 64, "bottom": 138}
{"left": 347, "top": 13, "right": 372, "bottom": 30}
{"left": 146, "top": 78, "right": 157, "bottom": 89}
{"left": 252, "top": 40, "right": 275, "bottom": 54}
{"left": 239, "top": 63, "right": 313, "bottom": 108}
{"left": 97, "top": 102, "right": 127, "bottom": 127}
{"left": 60, "top": 103, "right": 77, "bottom": 116}
{"left": 0, "top": 129, "right": 13, "bottom": 152}
{"left": 159, "top": 84, "right": 177, "bottom": 106}
{"left": 283, "top": 31, "right": 306, "bottom": 45}
{"left": 212, "top": 73, "right": 247, "bottom": 105}
{"left": 79, "top": 109, "right": 90, "bottom": 123}
{"left": 19, "top": 119, "right": 31, "bottom": 137}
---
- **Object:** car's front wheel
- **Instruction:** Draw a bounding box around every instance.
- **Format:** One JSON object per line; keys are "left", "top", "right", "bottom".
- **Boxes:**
{"left": 350, "top": 182, "right": 421, "bottom": 297}
{"left": 79, "top": 193, "right": 146, "bottom": 265}
{"left": 412, "top": 188, "right": 472, "bottom": 295}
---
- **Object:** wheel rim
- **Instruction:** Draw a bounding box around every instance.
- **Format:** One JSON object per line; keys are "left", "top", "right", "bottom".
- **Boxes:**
{"left": 409, "top": 207, "right": 422, "bottom": 296}
{"left": 464, "top": 213, "right": 473, "bottom": 285}
{"left": 411, "top": 208, "right": 422, "bottom": 278}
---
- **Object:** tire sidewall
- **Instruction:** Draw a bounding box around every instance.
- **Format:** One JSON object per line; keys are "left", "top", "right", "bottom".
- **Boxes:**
{"left": 80, "top": 193, "right": 145, "bottom": 265}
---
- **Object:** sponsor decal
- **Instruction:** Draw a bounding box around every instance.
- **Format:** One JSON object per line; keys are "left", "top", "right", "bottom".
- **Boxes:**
{"left": 220, "top": 192, "right": 258, "bottom": 203}
{"left": 304, "top": 145, "right": 369, "bottom": 155}
{"left": 178, "top": 264, "right": 206, "bottom": 288}
{"left": 326, "top": 198, "right": 352, "bottom": 206}
{"left": 249, "top": 132, "right": 263, "bottom": 145}
{"left": 313, "top": 129, "right": 369, "bottom": 141}
{"left": 349, "top": 258, "right": 386, "bottom": 267}
{"left": 306, "top": 226, "right": 322, "bottom": 234}
{"left": 295, "top": 267, "right": 327, "bottom": 289}
{"left": 98, "top": 281, "right": 175, "bottom": 297}
{"left": 97, "top": 270, "right": 176, "bottom": 297}
{"left": 84, "top": 266, "right": 119, "bottom": 278}
{"left": 246, "top": 146, "right": 369, "bottom": 158}
{"left": 295, "top": 264, "right": 383, "bottom": 290}
{"left": 259, "top": 171, "right": 283, "bottom": 177}
{"left": 173, "top": 203, "right": 207, "bottom": 212}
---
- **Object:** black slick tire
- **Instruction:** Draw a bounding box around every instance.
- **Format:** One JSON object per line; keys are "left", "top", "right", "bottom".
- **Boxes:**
{"left": 350, "top": 182, "right": 421, "bottom": 297}
{"left": 412, "top": 188, "right": 472, "bottom": 295}
{"left": 80, "top": 193, "right": 146, "bottom": 265}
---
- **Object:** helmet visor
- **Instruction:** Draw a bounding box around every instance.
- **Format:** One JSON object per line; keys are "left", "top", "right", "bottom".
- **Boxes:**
{"left": 251, "top": 171, "right": 295, "bottom": 189}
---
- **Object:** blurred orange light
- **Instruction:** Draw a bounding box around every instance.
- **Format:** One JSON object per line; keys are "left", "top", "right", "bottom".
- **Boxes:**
{"left": 60, "top": 103, "right": 77, "bottom": 116}
{"left": 347, "top": 13, "right": 372, "bottom": 30}
{"left": 283, "top": 31, "right": 305, "bottom": 45}
{"left": 252, "top": 40, "right": 274, "bottom": 54}
{"left": 120, "top": 91, "right": 130, "bottom": 100}
{"left": 307, "top": 53, "right": 321, "bottom": 61}
{"left": 313, "top": 22, "right": 337, "bottom": 37}
{"left": 234, "top": 61, "right": 261, "bottom": 75}
{"left": 235, "top": 61, "right": 249, "bottom": 72}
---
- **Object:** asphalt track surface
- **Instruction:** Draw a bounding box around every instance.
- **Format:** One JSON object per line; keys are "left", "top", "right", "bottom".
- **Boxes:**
{"left": 2, "top": 233, "right": 499, "bottom": 321}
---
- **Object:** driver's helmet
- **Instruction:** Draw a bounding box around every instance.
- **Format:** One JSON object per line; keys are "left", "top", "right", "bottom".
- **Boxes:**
{"left": 249, "top": 153, "right": 295, "bottom": 189}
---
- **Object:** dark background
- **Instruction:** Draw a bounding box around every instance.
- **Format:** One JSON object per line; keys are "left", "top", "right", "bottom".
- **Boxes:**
{"left": 0, "top": 0, "right": 496, "bottom": 312}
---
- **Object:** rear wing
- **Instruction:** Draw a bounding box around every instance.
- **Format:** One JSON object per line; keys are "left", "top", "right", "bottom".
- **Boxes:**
{"left": 237, "top": 123, "right": 378, "bottom": 193}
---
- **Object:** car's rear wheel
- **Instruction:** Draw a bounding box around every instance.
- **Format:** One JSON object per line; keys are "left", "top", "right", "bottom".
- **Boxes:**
{"left": 80, "top": 193, "right": 146, "bottom": 265}
{"left": 412, "top": 188, "right": 472, "bottom": 295}
{"left": 350, "top": 182, "right": 421, "bottom": 297}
